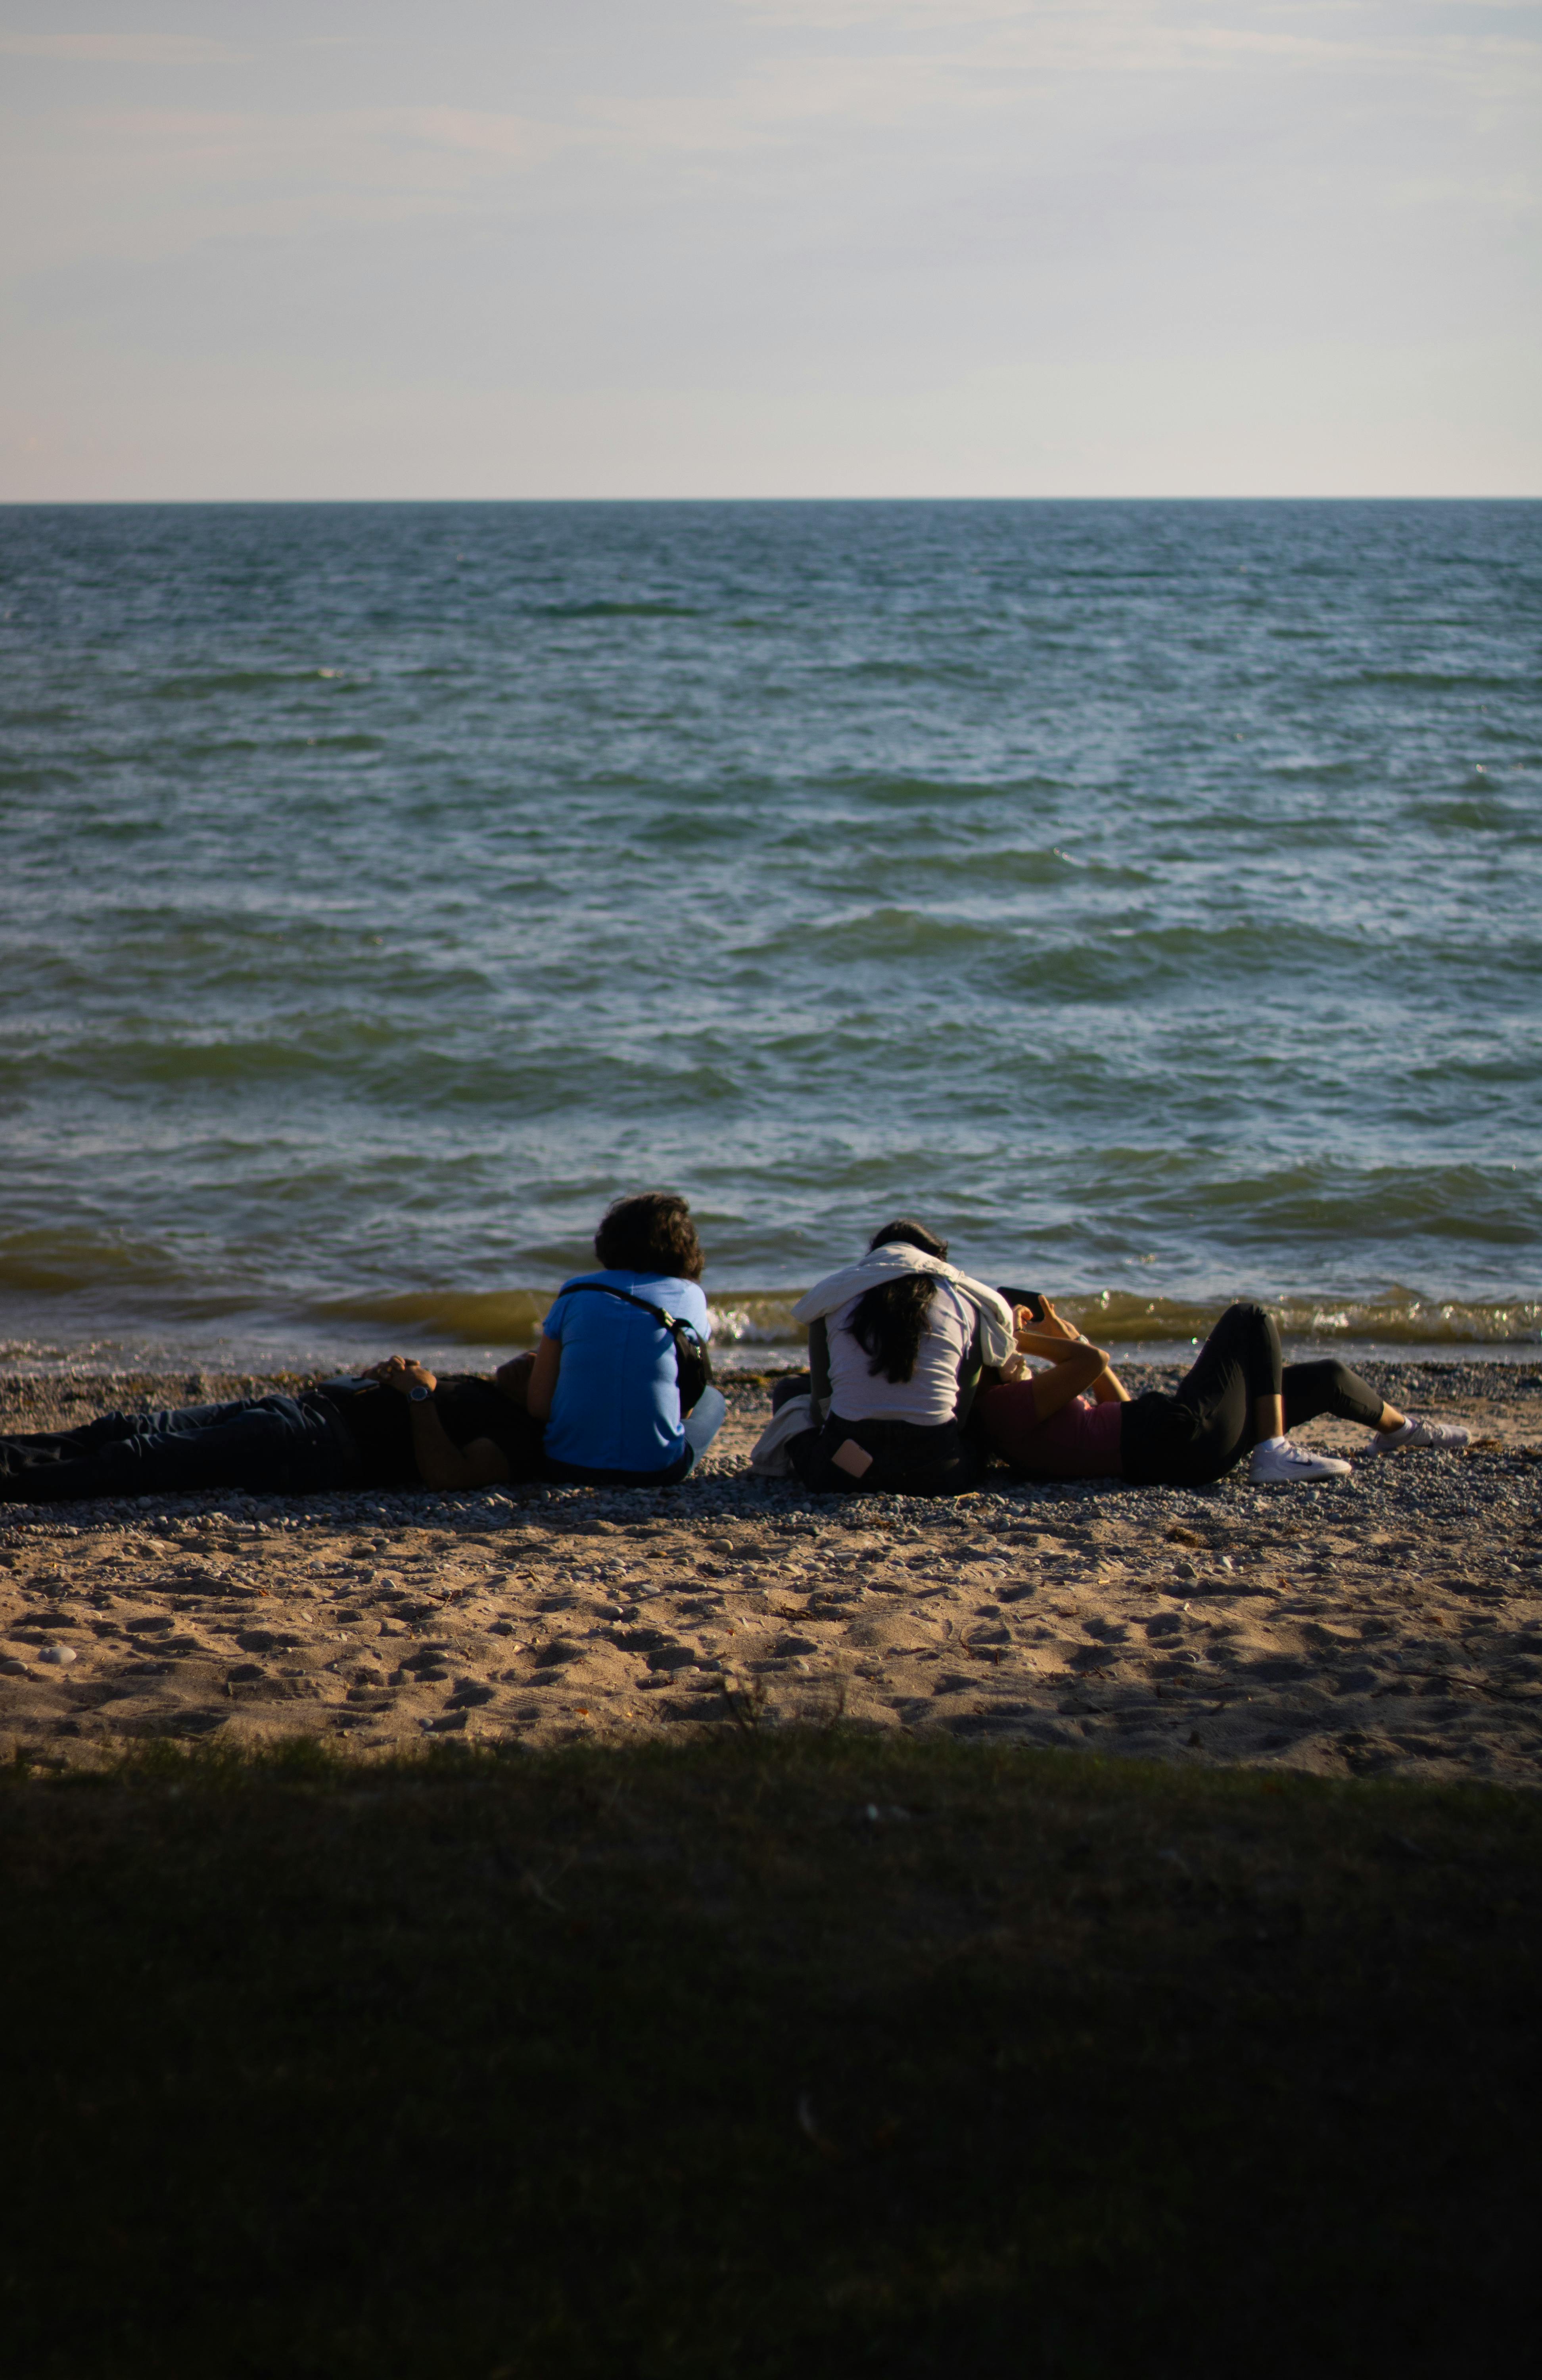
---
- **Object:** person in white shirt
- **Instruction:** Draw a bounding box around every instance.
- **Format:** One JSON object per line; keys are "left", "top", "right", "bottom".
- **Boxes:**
{"left": 779, "top": 1219, "right": 1004, "bottom": 1496}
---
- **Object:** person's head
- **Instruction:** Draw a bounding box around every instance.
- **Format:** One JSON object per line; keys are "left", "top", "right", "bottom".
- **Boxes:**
{"left": 867, "top": 1218, "right": 949, "bottom": 1263}
{"left": 850, "top": 1217, "right": 949, "bottom": 1384}
{"left": 594, "top": 1192, "right": 704, "bottom": 1281}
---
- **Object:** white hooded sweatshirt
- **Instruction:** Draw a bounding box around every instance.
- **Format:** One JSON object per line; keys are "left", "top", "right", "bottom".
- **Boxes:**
{"left": 750, "top": 1244, "right": 1014, "bottom": 1475}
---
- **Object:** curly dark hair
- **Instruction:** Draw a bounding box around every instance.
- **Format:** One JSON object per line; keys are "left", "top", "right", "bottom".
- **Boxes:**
{"left": 849, "top": 1218, "right": 949, "bottom": 1384}
{"left": 593, "top": 1192, "right": 704, "bottom": 1281}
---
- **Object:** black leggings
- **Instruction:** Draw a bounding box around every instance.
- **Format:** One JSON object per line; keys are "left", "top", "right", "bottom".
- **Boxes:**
{"left": 1120, "top": 1302, "right": 1386, "bottom": 1489}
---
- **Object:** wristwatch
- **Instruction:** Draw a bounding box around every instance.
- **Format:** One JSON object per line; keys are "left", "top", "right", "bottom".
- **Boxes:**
{"left": 409, "top": 1384, "right": 431, "bottom": 1403}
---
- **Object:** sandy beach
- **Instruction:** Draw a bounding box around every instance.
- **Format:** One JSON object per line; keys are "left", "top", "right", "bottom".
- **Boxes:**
{"left": 2, "top": 1359, "right": 1537, "bottom": 1783}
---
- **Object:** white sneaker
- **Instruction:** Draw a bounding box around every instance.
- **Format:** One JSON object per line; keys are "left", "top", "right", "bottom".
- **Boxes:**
{"left": 1249, "top": 1436, "right": 1352, "bottom": 1485}
{"left": 1364, "top": 1415, "right": 1470, "bottom": 1455}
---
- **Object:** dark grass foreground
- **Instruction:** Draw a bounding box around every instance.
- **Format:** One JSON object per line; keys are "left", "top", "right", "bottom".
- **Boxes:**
{"left": 2, "top": 1736, "right": 1538, "bottom": 2380}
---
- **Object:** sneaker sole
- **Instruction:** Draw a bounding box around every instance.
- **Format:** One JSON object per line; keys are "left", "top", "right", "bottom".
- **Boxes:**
{"left": 1251, "top": 1461, "right": 1352, "bottom": 1483}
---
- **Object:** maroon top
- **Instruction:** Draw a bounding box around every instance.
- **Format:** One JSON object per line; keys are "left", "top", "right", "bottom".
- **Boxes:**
{"left": 977, "top": 1376, "right": 1124, "bottom": 1479}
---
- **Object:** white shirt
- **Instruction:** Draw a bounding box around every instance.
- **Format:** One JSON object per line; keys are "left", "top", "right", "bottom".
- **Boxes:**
{"left": 827, "top": 1281, "right": 974, "bottom": 1424}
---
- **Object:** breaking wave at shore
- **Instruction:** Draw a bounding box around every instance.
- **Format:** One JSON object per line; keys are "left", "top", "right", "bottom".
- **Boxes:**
{"left": 710, "top": 1290, "right": 1542, "bottom": 1354}
{"left": 0, "top": 1284, "right": 1536, "bottom": 1383}
{"left": 316, "top": 1285, "right": 1540, "bottom": 1353}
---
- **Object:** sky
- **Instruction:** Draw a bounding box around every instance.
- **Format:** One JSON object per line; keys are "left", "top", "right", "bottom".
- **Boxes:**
{"left": 1, "top": 2, "right": 1538, "bottom": 499}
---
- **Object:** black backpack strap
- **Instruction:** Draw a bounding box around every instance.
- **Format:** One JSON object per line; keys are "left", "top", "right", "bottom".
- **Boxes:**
{"left": 560, "top": 1280, "right": 686, "bottom": 1332}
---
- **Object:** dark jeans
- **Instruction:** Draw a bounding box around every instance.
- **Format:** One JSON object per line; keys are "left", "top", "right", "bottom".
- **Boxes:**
{"left": 541, "top": 1449, "right": 695, "bottom": 1488}
{"left": 1120, "top": 1303, "right": 1387, "bottom": 1488}
{"left": 788, "top": 1411, "right": 980, "bottom": 1499}
{"left": 0, "top": 1394, "right": 359, "bottom": 1504}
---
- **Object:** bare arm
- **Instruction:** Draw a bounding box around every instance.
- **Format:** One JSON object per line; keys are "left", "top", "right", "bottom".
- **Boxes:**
{"left": 364, "top": 1356, "right": 512, "bottom": 1489}
{"left": 1016, "top": 1299, "right": 1129, "bottom": 1403}
{"left": 1010, "top": 1309, "right": 1109, "bottom": 1422}
{"left": 523, "top": 1334, "right": 562, "bottom": 1424}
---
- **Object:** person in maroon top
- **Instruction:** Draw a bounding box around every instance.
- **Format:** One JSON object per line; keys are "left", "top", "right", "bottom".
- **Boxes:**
{"left": 977, "top": 1298, "right": 1466, "bottom": 1489}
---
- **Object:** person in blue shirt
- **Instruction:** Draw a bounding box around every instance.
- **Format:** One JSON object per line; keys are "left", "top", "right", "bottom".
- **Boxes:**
{"left": 512, "top": 1193, "right": 726, "bottom": 1486}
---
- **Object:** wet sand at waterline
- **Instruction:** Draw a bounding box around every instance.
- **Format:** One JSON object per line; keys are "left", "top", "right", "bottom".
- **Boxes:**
{"left": 2, "top": 1363, "right": 1538, "bottom": 1783}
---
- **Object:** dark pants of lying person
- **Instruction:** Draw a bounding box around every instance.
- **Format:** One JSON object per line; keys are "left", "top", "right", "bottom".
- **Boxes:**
{"left": 1120, "top": 1302, "right": 1387, "bottom": 1488}
{"left": 0, "top": 1379, "right": 541, "bottom": 1503}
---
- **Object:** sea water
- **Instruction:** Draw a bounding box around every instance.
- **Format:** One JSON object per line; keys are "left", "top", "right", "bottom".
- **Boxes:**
{"left": 2, "top": 501, "right": 1538, "bottom": 1369}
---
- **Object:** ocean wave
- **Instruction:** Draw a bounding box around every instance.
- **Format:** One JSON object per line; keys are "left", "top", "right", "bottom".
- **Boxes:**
{"left": 319, "top": 1291, "right": 801, "bottom": 1349}
{"left": 632, "top": 808, "right": 756, "bottom": 848}
{"left": 1055, "top": 1289, "right": 1542, "bottom": 1348}
{"left": 837, "top": 659, "right": 988, "bottom": 686}
{"left": 529, "top": 601, "right": 702, "bottom": 620}
{"left": 1414, "top": 796, "right": 1536, "bottom": 836}
{"left": 275, "top": 732, "right": 386, "bottom": 754}
{"left": 703, "top": 1298, "right": 805, "bottom": 1346}
{"left": 1126, "top": 1163, "right": 1541, "bottom": 1250}
{"left": 148, "top": 669, "right": 357, "bottom": 701}
{"left": 311, "top": 1288, "right": 554, "bottom": 1343}
{"left": 828, "top": 771, "right": 1070, "bottom": 807}
{"left": 842, "top": 845, "right": 1141, "bottom": 890}
{"left": 1345, "top": 669, "right": 1527, "bottom": 693}
{"left": 0, "top": 1237, "right": 183, "bottom": 1297}
{"left": 995, "top": 922, "right": 1360, "bottom": 997}
{"left": 2, "top": 1231, "right": 1536, "bottom": 1355}
{"left": 750, "top": 906, "right": 999, "bottom": 960}
{"left": 33, "top": 1025, "right": 407, "bottom": 1086}
{"left": 0, "top": 762, "right": 81, "bottom": 792}
{"left": 1263, "top": 758, "right": 1361, "bottom": 783}
{"left": 312, "top": 1284, "right": 1541, "bottom": 1351}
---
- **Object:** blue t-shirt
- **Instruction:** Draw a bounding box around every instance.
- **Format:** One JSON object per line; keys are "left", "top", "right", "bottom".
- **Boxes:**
{"left": 541, "top": 1270, "right": 711, "bottom": 1474}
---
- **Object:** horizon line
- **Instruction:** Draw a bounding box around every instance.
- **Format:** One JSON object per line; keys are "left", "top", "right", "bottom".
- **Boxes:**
{"left": 2, "top": 492, "right": 1539, "bottom": 509}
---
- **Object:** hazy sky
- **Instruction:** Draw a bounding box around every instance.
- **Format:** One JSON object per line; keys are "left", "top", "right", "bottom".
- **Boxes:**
{"left": 2, "top": 2, "right": 1538, "bottom": 497}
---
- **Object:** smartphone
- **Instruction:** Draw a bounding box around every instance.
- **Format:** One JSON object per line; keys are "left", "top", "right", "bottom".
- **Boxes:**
{"left": 997, "top": 1285, "right": 1047, "bottom": 1323}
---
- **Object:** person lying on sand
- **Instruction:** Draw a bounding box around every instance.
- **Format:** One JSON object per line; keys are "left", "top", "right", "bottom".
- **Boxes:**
{"left": 977, "top": 1297, "right": 1468, "bottom": 1488}
{"left": 0, "top": 1355, "right": 545, "bottom": 1506}
{"left": 0, "top": 1193, "right": 725, "bottom": 1509}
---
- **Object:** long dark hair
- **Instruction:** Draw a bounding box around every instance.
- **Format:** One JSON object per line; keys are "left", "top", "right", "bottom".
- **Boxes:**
{"left": 848, "top": 1219, "right": 949, "bottom": 1384}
